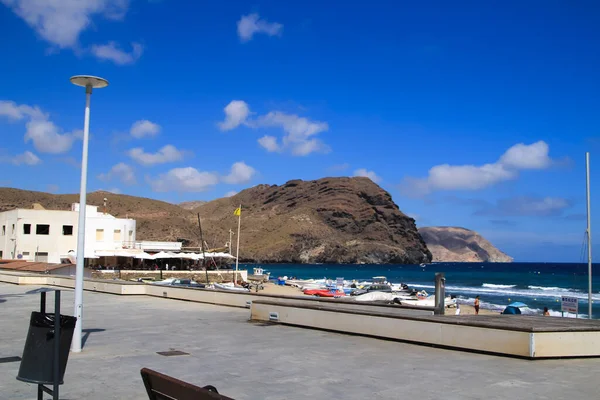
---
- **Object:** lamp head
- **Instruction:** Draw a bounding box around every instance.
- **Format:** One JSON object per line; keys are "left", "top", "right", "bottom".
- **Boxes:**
{"left": 70, "top": 75, "right": 109, "bottom": 89}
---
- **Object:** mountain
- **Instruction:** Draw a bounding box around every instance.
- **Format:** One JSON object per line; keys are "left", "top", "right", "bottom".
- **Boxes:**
{"left": 0, "top": 178, "right": 431, "bottom": 264}
{"left": 418, "top": 226, "right": 513, "bottom": 263}
{"left": 194, "top": 177, "right": 431, "bottom": 264}
{"left": 178, "top": 200, "right": 207, "bottom": 210}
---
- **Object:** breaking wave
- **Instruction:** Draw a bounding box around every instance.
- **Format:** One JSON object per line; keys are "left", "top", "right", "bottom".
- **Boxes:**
{"left": 482, "top": 283, "right": 516, "bottom": 289}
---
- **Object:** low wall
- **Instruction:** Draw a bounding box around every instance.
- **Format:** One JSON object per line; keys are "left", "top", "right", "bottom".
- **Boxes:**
{"left": 250, "top": 300, "right": 600, "bottom": 359}
{"left": 91, "top": 269, "right": 248, "bottom": 283}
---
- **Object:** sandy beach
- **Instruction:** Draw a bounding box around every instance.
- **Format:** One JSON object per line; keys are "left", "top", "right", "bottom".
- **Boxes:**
{"left": 260, "top": 282, "right": 500, "bottom": 315}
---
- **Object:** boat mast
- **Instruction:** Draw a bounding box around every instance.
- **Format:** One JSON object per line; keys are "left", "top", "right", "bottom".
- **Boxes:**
{"left": 586, "top": 152, "right": 593, "bottom": 319}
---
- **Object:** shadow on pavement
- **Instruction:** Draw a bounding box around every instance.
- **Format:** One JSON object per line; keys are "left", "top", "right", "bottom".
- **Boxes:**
{"left": 82, "top": 328, "right": 107, "bottom": 348}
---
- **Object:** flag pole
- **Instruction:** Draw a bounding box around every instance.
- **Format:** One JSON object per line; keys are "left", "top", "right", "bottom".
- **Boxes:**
{"left": 235, "top": 204, "right": 241, "bottom": 284}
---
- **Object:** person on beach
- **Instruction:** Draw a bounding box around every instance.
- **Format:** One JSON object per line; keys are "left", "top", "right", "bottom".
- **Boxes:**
{"left": 474, "top": 296, "right": 480, "bottom": 315}
{"left": 543, "top": 307, "right": 550, "bottom": 316}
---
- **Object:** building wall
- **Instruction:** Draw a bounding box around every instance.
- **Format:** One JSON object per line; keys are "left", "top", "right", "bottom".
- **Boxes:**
{"left": 0, "top": 204, "right": 136, "bottom": 264}
{"left": 0, "top": 209, "right": 78, "bottom": 263}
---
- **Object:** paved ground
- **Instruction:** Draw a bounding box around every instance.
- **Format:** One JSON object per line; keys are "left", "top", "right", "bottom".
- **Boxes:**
{"left": 1, "top": 282, "right": 599, "bottom": 400}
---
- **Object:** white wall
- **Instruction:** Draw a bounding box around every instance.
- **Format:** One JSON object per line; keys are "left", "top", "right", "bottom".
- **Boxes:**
{"left": 72, "top": 204, "right": 137, "bottom": 254}
{"left": 0, "top": 203, "right": 136, "bottom": 264}
{"left": 0, "top": 209, "right": 78, "bottom": 263}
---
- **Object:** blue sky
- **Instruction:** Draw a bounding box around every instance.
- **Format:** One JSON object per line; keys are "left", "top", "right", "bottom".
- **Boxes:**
{"left": 1, "top": 1, "right": 599, "bottom": 262}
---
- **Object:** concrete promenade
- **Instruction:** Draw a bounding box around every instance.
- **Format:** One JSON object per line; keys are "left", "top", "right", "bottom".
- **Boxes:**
{"left": 1, "top": 283, "right": 599, "bottom": 400}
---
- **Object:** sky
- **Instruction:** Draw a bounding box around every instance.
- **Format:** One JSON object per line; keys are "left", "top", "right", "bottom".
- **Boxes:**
{"left": 1, "top": 1, "right": 599, "bottom": 262}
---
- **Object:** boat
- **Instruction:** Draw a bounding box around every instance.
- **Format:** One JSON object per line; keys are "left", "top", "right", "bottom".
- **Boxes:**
{"left": 248, "top": 266, "right": 271, "bottom": 282}
{"left": 153, "top": 278, "right": 205, "bottom": 288}
{"left": 303, "top": 288, "right": 346, "bottom": 298}
{"left": 213, "top": 282, "right": 250, "bottom": 292}
{"left": 399, "top": 295, "right": 457, "bottom": 308}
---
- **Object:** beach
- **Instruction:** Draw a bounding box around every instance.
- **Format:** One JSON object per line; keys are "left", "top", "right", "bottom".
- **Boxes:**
{"left": 260, "top": 282, "right": 501, "bottom": 315}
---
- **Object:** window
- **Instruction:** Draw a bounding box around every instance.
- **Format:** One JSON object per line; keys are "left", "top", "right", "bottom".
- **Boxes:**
{"left": 62, "top": 225, "right": 74, "bottom": 236}
{"left": 129, "top": 230, "right": 133, "bottom": 240}
{"left": 1, "top": 225, "right": 4, "bottom": 235}
{"left": 23, "top": 224, "right": 31, "bottom": 235}
{"left": 36, "top": 224, "right": 50, "bottom": 235}
{"left": 11, "top": 224, "right": 15, "bottom": 234}
{"left": 113, "top": 229, "right": 121, "bottom": 241}
{"left": 35, "top": 252, "right": 49, "bottom": 262}
{"left": 96, "top": 229, "right": 104, "bottom": 241}
{"left": 0, "top": 251, "right": 3, "bottom": 259}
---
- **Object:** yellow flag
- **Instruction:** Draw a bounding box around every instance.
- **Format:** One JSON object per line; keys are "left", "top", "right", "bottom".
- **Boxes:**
{"left": 234, "top": 207, "right": 241, "bottom": 216}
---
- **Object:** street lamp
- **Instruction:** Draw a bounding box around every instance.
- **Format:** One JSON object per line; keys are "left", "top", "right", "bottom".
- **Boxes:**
{"left": 70, "top": 75, "right": 108, "bottom": 352}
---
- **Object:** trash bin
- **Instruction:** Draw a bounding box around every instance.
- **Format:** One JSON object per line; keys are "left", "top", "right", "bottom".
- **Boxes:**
{"left": 17, "top": 311, "right": 77, "bottom": 385}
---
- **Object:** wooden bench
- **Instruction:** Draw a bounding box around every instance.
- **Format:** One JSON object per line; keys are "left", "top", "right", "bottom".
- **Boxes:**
{"left": 141, "top": 368, "right": 235, "bottom": 400}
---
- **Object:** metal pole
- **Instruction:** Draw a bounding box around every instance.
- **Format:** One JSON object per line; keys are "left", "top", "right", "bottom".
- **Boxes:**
{"left": 434, "top": 273, "right": 445, "bottom": 315}
{"left": 235, "top": 205, "right": 241, "bottom": 284}
{"left": 72, "top": 86, "right": 92, "bottom": 352}
{"left": 197, "top": 214, "right": 208, "bottom": 284}
{"left": 586, "top": 152, "right": 593, "bottom": 319}
{"left": 53, "top": 290, "right": 60, "bottom": 400}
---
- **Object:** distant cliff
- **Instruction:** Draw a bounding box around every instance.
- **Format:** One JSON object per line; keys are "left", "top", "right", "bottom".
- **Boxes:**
{"left": 418, "top": 226, "right": 513, "bottom": 263}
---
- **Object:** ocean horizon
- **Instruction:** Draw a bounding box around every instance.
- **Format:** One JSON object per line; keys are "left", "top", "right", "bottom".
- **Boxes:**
{"left": 243, "top": 262, "right": 600, "bottom": 319}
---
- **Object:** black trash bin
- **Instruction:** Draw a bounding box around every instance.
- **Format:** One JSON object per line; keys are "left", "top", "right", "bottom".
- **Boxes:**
{"left": 17, "top": 311, "right": 77, "bottom": 385}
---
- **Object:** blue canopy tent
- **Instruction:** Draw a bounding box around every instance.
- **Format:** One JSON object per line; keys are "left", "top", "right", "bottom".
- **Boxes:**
{"left": 502, "top": 302, "right": 527, "bottom": 315}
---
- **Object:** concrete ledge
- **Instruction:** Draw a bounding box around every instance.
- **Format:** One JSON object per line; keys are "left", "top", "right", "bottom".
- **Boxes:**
{"left": 5, "top": 270, "right": 600, "bottom": 359}
{"left": 250, "top": 299, "right": 600, "bottom": 359}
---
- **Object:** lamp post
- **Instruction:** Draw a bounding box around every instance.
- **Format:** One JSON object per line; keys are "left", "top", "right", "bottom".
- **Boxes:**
{"left": 70, "top": 75, "right": 108, "bottom": 352}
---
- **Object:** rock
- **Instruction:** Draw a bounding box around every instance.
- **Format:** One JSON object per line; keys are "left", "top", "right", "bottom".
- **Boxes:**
{"left": 195, "top": 177, "right": 432, "bottom": 264}
{"left": 418, "top": 226, "right": 513, "bottom": 263}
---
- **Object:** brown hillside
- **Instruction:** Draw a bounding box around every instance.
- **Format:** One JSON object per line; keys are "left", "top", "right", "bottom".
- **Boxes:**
{"left": 0, "top": 178, "right": 431, "bottom": 264}
{"left": 195, "top": 177, "right": 431, "bottom": 264}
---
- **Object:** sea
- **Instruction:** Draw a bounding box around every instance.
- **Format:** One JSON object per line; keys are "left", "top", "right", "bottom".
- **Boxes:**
{"left": 243, "top": 262, "right": 600, "bottom": 319}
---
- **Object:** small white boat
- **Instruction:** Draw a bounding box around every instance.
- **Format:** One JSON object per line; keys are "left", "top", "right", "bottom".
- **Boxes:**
{"left": 248, "top": 267, "right": 271, "bottom": 281}
{"left": 354, "top": 292, "right": 398, "bottom": 302}
{"left": 400, "top": 296, "right": 457, "bottom": 308}
{"left": 213, "top": 282, "right": 250, "bottom": 292}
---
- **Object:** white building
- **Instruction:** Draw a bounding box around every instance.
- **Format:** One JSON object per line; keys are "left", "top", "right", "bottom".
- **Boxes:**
{"left": 0, "top": 203, "right": 136, "bottom": 264}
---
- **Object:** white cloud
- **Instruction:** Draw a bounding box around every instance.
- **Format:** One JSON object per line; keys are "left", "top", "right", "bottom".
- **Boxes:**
{"left": 258, "top": 135, "right": 280, "bottom": 152}
{"left": 98, "top": 162, "right": 136, "bottom": 185}
{"left": 128, "top": 145, "right": 184, "bottom": 166}
{"left": 130, "top": 120, "right": 160, "bottom": 138}
{"left": 0, "top": 100, "right": 78, "bottom": 154}
{"left": 401, "top": 141, "right": 555, "bottom": 197}
{"left": 474, "top": 196, "right": 571, "bottom": 217}
{"left": 253, "top": 111, "right": 329, "bottom": 156}
{"left": 0, "top": 100, "right": 45, "bottom": 120}
{"left": 224, "top": 190, "right": 238, "bottom": 198}
{"left": 107, "top": 188, "right": 121, "bottom": 194}
{"left": 46, "top": 184, "right": 59, "bottom": 193}
{"left": 150, "top": 167, "right": 219, "bottom": 193}
{"left": 222, "top": 161, "right": 256, "bottom": 184}
{"left": 24, "top": 119, "right": 78, "bottom": 154}
{"left": 498, "top": 141, "right": 551, "bottom": 170}
{"left": 13, "top": 151, "right": 42, "bottom": 166}
{"left": 0, "top": 150, "right": 42, "bottom": 166}
{"left": 219, "top": 100, "right": 330, "bottom": 156}
{"left": 353, "top": 168, "right": 382, "bottom": 183}
{"left": 1, "top": 0, "right": 129, "bottom": 49}
{"left": 237, "top": 13, "right": 283, "bottom": 42}
{"left": 91, "top": 41, "right": 143, "bottom": 65}
{"left": 218, "top": 100, "right": 250, "bottom": 131}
